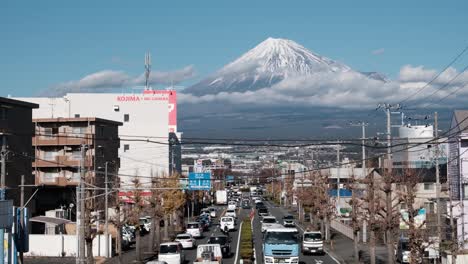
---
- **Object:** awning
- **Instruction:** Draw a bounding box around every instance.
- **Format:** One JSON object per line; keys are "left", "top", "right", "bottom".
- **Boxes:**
{"left": 29, "top": 216, "right": 72, "bottom": 226}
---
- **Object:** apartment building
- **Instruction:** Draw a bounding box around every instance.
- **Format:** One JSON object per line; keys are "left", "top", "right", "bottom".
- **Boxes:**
{"left": 32, "top": 117, "right": 121, "bottom": 216}
{"left": 0, "top": 97, "right": 38, "bottom": 210}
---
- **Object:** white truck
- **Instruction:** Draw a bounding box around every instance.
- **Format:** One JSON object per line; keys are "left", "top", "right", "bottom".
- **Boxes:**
{"left": 216, "top": 190, "right": 228, "bottom": 205}
{"left": 302, "top": 231, "right": 323, "bottom": 254}
{"left": 194, "top": 244, "right": 223, "bottom": 264}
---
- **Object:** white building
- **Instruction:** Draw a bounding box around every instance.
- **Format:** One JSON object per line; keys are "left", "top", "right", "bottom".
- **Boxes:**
{"left": 393, "top": 125, "right": 447, "bottom": 169}
{"left": 17, "top": 91, "right": 179, "bottom": 184}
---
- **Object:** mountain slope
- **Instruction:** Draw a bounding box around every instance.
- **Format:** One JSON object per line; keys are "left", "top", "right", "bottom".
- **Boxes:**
{"left": 184, "top": 37, "right": 356, "bottom": 96}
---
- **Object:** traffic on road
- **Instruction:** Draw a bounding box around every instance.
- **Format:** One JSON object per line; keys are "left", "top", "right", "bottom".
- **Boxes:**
{"left": 145, "top": 185, "right": 338, "bottom": 264}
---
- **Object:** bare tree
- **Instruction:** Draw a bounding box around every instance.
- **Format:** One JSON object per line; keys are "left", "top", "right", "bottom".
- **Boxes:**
{"left": 127, "top": 176, "right": 145, "bottom": 263}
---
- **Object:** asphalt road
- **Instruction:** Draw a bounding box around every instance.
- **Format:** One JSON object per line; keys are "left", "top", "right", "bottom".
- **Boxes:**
{"left": 183, "top": 205, "right": 248, "bottom": 264}
{"left": 252, "top": 201, "right": 339, "bottom": 264}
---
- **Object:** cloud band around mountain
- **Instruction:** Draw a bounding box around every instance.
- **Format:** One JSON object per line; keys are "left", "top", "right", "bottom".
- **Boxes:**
{"left": 179, "top": 65, "right": 468, "bottom": 109}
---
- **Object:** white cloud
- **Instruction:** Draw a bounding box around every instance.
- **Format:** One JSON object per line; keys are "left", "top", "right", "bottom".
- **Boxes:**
{"left": 179, "top": 65, "right": 468, "bottom": 109}
{"left": 371, "top": 48, "right": 385, "bottom": 55}
{"left": 42, "top": 66, "right": 196, "bottom": 96}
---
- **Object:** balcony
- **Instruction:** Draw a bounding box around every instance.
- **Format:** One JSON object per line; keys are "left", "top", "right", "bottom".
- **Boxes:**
{"left": 33, "top": 134, "right": 93, "bottom": 146}
{"left": 35, "top": 171, "right": 83, "bottom": 186}
{"left": 33, "top": 155, "right": 93, "bottom": 168}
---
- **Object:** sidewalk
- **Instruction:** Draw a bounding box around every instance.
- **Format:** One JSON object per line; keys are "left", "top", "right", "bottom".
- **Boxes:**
{"left": 326, "top": 231, "right": 388, "bottom": 264}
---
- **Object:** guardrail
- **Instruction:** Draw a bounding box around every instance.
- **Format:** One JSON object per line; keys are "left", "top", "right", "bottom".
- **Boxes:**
{"left": 330, "top": 219, "right": 354, "bottom": 240}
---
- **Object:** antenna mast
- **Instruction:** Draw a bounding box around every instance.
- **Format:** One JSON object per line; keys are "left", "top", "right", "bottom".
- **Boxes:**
{"left": 144, "top": 52, "right": 151, "bottom": 90}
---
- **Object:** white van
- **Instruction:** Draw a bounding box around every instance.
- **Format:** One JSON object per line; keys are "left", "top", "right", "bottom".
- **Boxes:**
{"left": 186, "top": 222, "right": 202, "bottom": 238}
{"left": 158, "top": 242, "right": 185, "bottom": 264}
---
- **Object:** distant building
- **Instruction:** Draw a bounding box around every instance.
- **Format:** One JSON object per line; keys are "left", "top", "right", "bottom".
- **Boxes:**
{"left": 32, "top": 117, "right": 121, "bottom": 217}
{"left": 17, "top": 91, "right": 181, "bottom": 184}
{"left": 0, "top": 97, "right": 38, "bottom": 211}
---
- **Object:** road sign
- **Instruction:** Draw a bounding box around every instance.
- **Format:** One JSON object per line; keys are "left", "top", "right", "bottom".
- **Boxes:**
{"left": 188, "top": 172, "right": 211, "bottom": 190}
{"left": 226, "top": 175, "right": 234, "bottom": 182}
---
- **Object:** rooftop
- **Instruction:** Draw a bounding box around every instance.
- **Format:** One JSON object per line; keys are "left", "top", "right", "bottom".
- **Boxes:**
{"left": 33, "top": 117, "right": 123, "bottom": 126}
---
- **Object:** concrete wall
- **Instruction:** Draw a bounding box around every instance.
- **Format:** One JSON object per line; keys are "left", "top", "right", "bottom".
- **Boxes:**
{"left": 25, "top": 234, "right": 112, "bottom": 257}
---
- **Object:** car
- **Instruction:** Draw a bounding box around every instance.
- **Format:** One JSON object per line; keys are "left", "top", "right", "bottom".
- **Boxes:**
{"left": 227, "top": 201, "right": 237, "bottom": 210}
{"left": 241, "top": 200, "right": 251, "bottom": 209}
{"left": 209, "top": 207, "right": 217, "bottom": 218}
{"left": 255, "top": 202, "right": 266, "bottom": 209}
{"left": 198, "top": 218, "right": 210, "bottom": 231}
{"left": 139, "top": 217, "right": 151, "bottom": 234}
{"left": 158, "top": 242, "right": 185, "bottom": 264}
{"left": 201, "top": 208, "right": 210, "bottom": 215}
{"left": 220, "top": 216, "right": 235, "bottom": 232}
{"left": 258, "top": 207, "right": 269, "bottom": 217}
{"left": 225, "top": 209, "right": 237, "bottom": 218}
{"left": 283, "top": 214, "right": 295, "bottom": 227}
{"left": 186, "top": 222, "right": 202, "bottom": 238}
{"left": 261, "top": 216, "right": 278, "bottom": 232}
{"left": 208, "top": 234, "right": 231, "bottom": 257}
{"left": 174, "top": 233, "right": 196, "bottom": 249}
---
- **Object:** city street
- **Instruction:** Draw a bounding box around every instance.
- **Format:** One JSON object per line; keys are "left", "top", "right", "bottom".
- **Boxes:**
{"left": 252, "top": 201, "right": 339, "bottom": 264}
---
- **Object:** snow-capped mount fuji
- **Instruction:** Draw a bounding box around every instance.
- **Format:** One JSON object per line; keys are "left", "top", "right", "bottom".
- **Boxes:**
{"left": 184, "top": 37, "right": 361, "bottom": 96}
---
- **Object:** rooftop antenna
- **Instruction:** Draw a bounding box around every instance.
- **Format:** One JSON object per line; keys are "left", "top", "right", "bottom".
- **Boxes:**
{"left": 144, "top": 52, "right": 151, "bottom": 90}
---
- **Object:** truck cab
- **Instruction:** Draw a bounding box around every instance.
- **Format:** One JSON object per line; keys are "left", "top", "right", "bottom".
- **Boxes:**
{"left": 263, "top": 227, "right": 300, "bottom": 264}
{"left": 302, "top": 231, "right": 323, "bottom": 254}
{"left": 194, "top": 244, "right": 223, "bottom": 264}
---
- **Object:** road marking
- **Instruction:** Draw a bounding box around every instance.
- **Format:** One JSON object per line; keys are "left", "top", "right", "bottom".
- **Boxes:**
{"left": 233, "top": 221, "right": 244, "bottom": 264}
{"left": 315, "top": 260, "right": 324, "bottom": 264}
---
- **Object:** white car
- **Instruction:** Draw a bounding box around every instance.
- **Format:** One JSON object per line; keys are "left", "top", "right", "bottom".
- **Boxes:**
{"left": 158, "top": 242, "right": 185, "bottom": 264}
{"left": 186, "top": 222, "right": 202, "bottom": 238}
{"left": 261, "top": 216, "right": 278, "bottom": 233}
{"left": 209, "top": 207, "right": 217, "bottom": 218}
{"left": 220, "top": 216, "right": 235, "bottom": 232}
{"left": 227, "top": 201, "right": 237, "bottom": 210}
{"left": 225, "top": 209, "right": 236, "bottom": 218}
{"left": 174, "top": 233, "right": 196, "bottom": 249}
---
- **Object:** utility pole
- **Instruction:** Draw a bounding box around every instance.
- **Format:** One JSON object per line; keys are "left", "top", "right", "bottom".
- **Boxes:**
{"left": 378, "top": 103, "right": 399, "bottom": 264}
{"left": 434, "top": 112, "right": 442, "bottom": 264}
{"left": 104, "top": 162, "right": 109, "bottom": 258}
{"left": 336, "top": 144, "right": 341, "bottom": 210}
{"left": 19, "top": 175, "right": 24, "bottom": 264}
{"left": 78, "top": 144, "right": 86, "bottom": 264}
{"left": 1, "top": 135, "right": 7, "bottom": 264}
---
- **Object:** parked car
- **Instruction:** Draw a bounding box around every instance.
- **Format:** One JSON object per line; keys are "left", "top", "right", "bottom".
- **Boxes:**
{"left": 208, "top": 234, "right": 231, "bottom": 257}
{"left": 158, "top": 242, "right": 185, "bottom": 264}
{"left": 186, "top": 222, "right": 203, "bottom": 238}
{"left": 174, "top": 233, "right": 196, "bottom": 249}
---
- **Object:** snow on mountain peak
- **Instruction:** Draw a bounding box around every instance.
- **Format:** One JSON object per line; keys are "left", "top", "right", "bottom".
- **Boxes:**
{"left": 184, "top": 38, "right": 372, "bottom": 96}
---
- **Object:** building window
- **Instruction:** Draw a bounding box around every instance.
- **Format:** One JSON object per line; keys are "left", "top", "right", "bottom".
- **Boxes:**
{"left": 425, "top": 202, "right": 435, "bottom": 214}
{"left": 72, "top": 126, "right": 87, "bottom": 135}
{"left": 44, "top": 151, "right": 58, "bottom": 161}
{"left": 124, "top": 144, "right": 130, "bottom": 152}
{"left": 124, "top": 114, "right": 129, "bottom": 122}
{"left": 72, "top": 150, "right": 81, "bottom": 159}
{"left": 43, "top": 172, "right": 57, "bottom": 182}
{"left": 424, "top": 183, "right": 434, "bottom": 190}
{"left": 113, "top": 105, "right": 120, "bottom": 112}
{"left": 0, "top": 108, "right": 8, "bottom": 120}
{"left": 97, "top": 126, "right": 105, "bottom": 137}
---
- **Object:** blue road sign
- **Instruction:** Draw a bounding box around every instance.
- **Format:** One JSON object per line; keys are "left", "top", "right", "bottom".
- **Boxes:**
{"left": 226, "top": 175, "right": 234, "bottom": 182}
{"left": 188, "top": 172, "right": 211, "bottom": 190}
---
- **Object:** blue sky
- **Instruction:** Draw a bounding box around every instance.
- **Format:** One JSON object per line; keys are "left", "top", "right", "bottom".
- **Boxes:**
{"left": 1, "top": 0, "right": 467, "bottom": 97}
